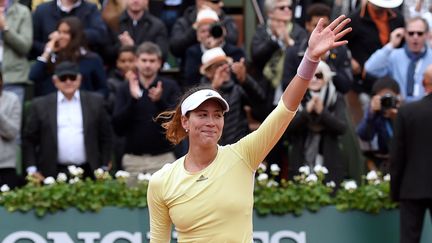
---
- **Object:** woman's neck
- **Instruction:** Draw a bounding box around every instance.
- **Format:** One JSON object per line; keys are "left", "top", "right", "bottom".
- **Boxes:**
{"left": 184, "top": 145, "right": 218, "bottom": 173}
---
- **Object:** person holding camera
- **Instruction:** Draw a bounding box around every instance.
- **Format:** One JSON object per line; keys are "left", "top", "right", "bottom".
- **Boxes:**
{"left": 356, "top": 77, "right": 401, "bottom": 173}
{"left": 199, "top": 47, "right": 265, "bottom": 145}
{"left": 365, "top": 16, "right": 432, "bottom": 103}
{"left": 184, "top": 8, "right": 245, "bottom": 87}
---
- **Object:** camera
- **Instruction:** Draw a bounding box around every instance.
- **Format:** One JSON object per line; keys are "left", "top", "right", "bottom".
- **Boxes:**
{"left": 210, "top": 22, "right": 224, "bottom": 38}
{"left": 380, "top": 94, "right": 398, "bottom": 110}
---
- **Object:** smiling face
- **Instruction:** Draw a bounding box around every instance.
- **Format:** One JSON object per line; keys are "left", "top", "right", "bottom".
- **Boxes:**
{"left": 57, "top": 22, "right": 71, "bottom": 50}
{"left": 182, "top": 99, "right": 224, "bottom": 148}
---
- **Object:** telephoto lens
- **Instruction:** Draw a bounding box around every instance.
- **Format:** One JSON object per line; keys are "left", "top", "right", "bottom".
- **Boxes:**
{"left": 210, "top": 23, "right": 224, "bottom": 38}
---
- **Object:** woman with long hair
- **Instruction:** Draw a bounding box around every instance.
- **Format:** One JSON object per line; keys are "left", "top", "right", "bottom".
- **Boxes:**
{"left": 147, "top": 15, "right": 352, "bottom": 242}
{"left": 29, "top": 16, "right": 108, "bottom": 97}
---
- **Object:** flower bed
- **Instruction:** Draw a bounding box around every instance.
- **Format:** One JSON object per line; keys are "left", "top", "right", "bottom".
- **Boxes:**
{"left": 0, "top": 165, "right": 397, "bottom": 217}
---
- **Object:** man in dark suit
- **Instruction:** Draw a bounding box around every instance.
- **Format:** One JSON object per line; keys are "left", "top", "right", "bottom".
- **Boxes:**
{"left": 390, "top": 64, "right": 432, "bottom": 243}
{"left": 23, "top": 61, "right": 113, "bottom": 179}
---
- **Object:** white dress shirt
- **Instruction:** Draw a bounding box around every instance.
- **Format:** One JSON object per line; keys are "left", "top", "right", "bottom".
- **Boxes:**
{"left": 57, "top": 91, "right": 86, "bottom": 165}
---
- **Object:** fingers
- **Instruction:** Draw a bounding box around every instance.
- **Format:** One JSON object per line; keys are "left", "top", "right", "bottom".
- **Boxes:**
{"left": 334, "top": 27, "right": 352, "bottom": 41}
{"left": 327, "top": 15, "right": 347, "bottom": 31}
{"left": 332, "top": 40, "right": 349, "bottom": 48}
{"left": 332, "top": 17, "right": 351, "bottom": 34}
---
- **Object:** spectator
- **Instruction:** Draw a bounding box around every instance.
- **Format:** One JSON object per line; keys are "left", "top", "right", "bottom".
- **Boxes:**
{"left": 345, "top": 0, "right": 405, "bottom": 94}
{"left": 29, "top": 16, "right": 108, "bottom": 98}
{"left": 0, "top": 72, "right": 22, "bottom": 189}
{"left": 107, "top": 45, "right": 136, "bottom": 115}
{"left": 250, "top": 0, "right": 307, "bottom": 178}
{"left": 285, "top": 61, "right": 348, "bottom": 185}
{"left": 200, "top": 47, "right": 265, "bottom": 145}
{"left": 112, "top": 42, "right": 181, "bottom": 184}
{"left": 390, "top": 63, "right": 432, "bottom": 243}
{"left": 103, "top": 0, "right": 169, "bottom": 68}
{"left": 106, "top": 45, "right": 136, "bottom": 171}
{"left": 0, "top": 0, "right": 32, "bottom": 104}
{"left": 251, "top": 0, "right": 307, "bottom": 82}
{"left": 365, "top": 17, "right": 432, "bottom": 102}
{"left": 183, "top": 8, "right": 245, "bottom": 87}
{"left": 170, "top": 0, "right": 239, "bottom": 66}
{"left": 282, "top": 3, "right": 353, "bottom": 94}
{"left": 357, "top": 77, "right": 401, "bottom": 173}
{"left": 23, "top": 61, "right": 113, "bottom": 180}
{"left": 31, "top": 0, "right": 107, "bottom": 58}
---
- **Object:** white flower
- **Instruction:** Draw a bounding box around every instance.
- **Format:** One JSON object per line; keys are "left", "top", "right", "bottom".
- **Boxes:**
{"left": 270, "top": 164, "right": 280, "bottom": 173}
{"left": 94, "top": 168, "right": 104, "bottom": 177}
{"left": 266, "top": 180, "right": 279, "bottom": 187}
{"left": 313, "top": 164, "right": 328, "bottom": 174}
{"left": 305, "top": 174, "right": 318, "bottom": 183}
{"left": 69, "top": 177, "right": 80, "bottom": 184}
{"left": 373, "top": 179, "right": 381, "bottom": 185}
{"left": 115, "top": 170, "right": 130, "bottom": 179}
{"left": 344, "top": 180, "right": 357, "bottom": 191}
{"left": 68, "top": 165, "right": 84, "bottom": 177}
{"left": 258, "top": 163, "right": 267, "bottom": 172}
{"left": 383, "top": 174, "right": 391, "bottom": 182}
{"left": 137, "top": 173, "right": 152, "bottom": 181}
{"left": 1, "top": 184, "right": 10, "bottom": 192}
{"left": 326, "top": 181, "right": 336, "bottom": 188}
{"left": 257, "top": 173, "right": 268, "bottom": 181}
{"left": 299, "top": 165, "right": 310, "bottom": 175}
{"left": 56, "top": 173, "right": 67, "bottom": 183}
{"left": 366, "top": 170, "right": 378, "bottom": 181}
{"left": 43, "top": 177, "right": 56, "bottom": 185}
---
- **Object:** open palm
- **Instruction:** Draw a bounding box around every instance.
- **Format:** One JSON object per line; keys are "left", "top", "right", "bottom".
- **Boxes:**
{"left": 308, "top": 15, "right": 352, "bottom": 60}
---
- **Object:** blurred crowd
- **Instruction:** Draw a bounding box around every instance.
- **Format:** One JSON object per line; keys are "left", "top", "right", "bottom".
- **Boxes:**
{"left": 1, "top": 0, "right": 431, "bottom": 190}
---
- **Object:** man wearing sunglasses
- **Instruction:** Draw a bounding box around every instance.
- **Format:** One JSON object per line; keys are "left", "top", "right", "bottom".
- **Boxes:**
{"left": 23, "top": 61, "right": 113, "bottom": 180}
{"left": 365, "top": 16, "right": 432, "bottom": 103}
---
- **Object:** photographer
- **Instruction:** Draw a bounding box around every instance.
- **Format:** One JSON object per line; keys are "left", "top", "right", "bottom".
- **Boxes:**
{"left": 184, "top": 8, "right": 244, "bottom": 87}
{"left": 357, "top": 77, "right": 401, "bottom": 173}
{"left": 200, "top": 47, "right": 265, "bottom": 145}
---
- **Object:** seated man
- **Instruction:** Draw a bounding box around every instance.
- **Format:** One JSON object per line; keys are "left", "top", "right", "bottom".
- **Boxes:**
{"left": 357, "top": 77, "right": 401, "bottom": 173}
{"left": 23, "top": 61, "right": 113, "bottom": 179}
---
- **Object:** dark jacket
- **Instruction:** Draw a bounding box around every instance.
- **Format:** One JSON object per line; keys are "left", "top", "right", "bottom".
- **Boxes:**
{"left": 29, "top": 51, "right": 108, "bottom": 98}
{"left": 22, "top": 91, "right": 113, "bottom": 177}
{"left": 390, "top": 94, "right": 432, "bottom": 201}
{"left": 112, "top": 76, "right": 181, "bottom": 155}
{"left": 103, "top": 11, "right": 169, "bottom": 67}
{"left": 357, "top": 107, "right": 394, "bottom": 155}
{"left": 31, "top": 0, "right": 107, "bottom": 58}
{"left": 285, "top": 93, "right": 348, "bottom": 185}
{"left": 170, "top": 6, "right": 239, "bottom": 60}
{"left": 184, "top": 43, "right": 245, "bottom": 87}
{"left": 346, "top": 5, "right": 404, "bottom": 92}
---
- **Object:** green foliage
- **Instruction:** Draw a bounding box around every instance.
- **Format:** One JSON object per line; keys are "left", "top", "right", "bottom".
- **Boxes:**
{"left": 0, "top": 166, "right": 398, "bottom": 218}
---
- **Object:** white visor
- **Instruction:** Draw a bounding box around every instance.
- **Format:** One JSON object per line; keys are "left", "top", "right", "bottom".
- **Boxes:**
{"left": 181, "top": 89, "right": 229, "bottom": 115}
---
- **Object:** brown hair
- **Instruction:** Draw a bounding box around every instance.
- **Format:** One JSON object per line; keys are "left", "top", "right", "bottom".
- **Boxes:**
{"left": 155, "top": 85, "right": 214, "bottom": 145}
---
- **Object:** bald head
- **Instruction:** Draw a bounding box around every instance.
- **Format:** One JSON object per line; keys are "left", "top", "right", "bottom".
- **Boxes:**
{"left": 423, "top": 64, "right": 432, "bottom": 94}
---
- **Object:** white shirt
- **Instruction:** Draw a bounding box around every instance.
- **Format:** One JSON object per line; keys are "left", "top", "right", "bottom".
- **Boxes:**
{"left": 57, "top": 90, "right": 86, "bottom": 165}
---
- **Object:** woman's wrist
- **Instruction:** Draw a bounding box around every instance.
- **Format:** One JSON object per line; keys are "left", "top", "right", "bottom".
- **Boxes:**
{"left": 297, "top": 49, "right": 320, "bottom": 80}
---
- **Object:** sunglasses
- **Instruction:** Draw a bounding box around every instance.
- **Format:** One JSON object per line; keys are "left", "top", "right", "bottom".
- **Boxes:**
{"left": 276, "top": 5, "right": 292, "bottom": 11}
{"left": 208, "top": 0, "right": 221, "bottom": 3}
{"left": 58, "top": 74, "right": 78, "bottom": 82}
{"left": 314, "top": 72, "right": 323, "bottom": 79}
{"left": 407, "top": 31, "right": 425, "bottom": 37}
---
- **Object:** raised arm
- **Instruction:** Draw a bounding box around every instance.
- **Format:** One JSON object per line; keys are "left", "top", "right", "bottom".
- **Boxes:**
{"left": 282, "top": 15, "right": 351, "bottom": 111}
